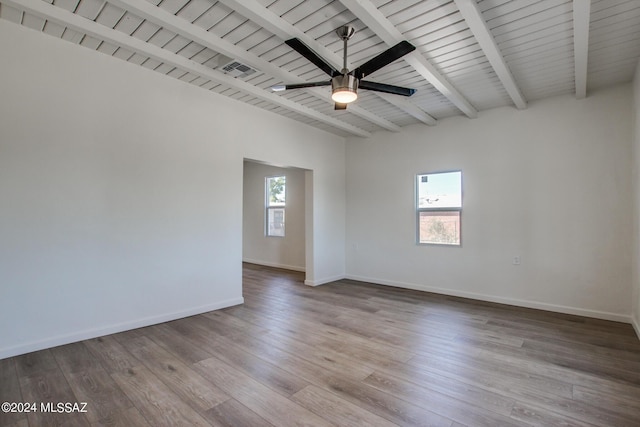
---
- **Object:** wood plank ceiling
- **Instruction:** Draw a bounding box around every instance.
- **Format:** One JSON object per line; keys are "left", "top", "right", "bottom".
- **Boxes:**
{"left": 1, "top": 0, "right": 639, "bottom": 137}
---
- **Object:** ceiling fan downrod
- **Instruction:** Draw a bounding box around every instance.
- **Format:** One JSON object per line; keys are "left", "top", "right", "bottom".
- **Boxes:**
{"left": 336, "top": 25, "right": 355, "bottom": 74}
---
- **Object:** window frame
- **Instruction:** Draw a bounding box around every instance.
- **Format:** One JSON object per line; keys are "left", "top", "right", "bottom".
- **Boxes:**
{"left": 415, "top": 170, "right": 463, "bottom": 247}
{"left": 265, "top": 175, "right": 286, "bottom": 237}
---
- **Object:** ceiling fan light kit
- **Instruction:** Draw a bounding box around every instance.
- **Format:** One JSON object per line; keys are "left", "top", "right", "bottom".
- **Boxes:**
{"left": 274, "top": 25, "right": 417, "bottom": 110}
{"left": 331, "top": 74, "right": 358, "bottom": 103}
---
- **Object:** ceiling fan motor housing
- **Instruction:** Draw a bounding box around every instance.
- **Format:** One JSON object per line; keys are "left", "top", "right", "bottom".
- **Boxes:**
{"left": 332, "top": 74, "right": 358, "bottom": 92}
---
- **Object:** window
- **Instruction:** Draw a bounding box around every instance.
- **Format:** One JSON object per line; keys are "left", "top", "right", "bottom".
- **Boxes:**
{"left": 416, "top": 171, "right": 462, "bottom": 245}
{"left": 266, "top": 176, "right": 286, "bottom": 237}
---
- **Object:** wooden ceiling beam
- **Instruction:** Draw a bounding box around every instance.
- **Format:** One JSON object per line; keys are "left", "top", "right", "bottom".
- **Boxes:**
{"left": 8, "top": 0, "right": 371, "bottom": 137}
{"left": 339, "top": 0, "right": 478, "bottom": 119}
{"left": 376, "top": 93, "right": 437, "bottom": 125}
{"left": 573, "top": 0, "right": 591, "bottom": 99}
{"left": 454, "top": 0, "right": 527, "bottom": 109}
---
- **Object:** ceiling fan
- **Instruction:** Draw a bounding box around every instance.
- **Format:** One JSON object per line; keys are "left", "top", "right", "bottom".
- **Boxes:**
{"left": 272, "top": 26, "right": 417, "bottom": 110}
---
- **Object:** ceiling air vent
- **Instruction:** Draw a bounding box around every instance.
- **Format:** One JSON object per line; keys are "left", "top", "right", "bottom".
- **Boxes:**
{"left": 218, "top": 60, "right": 257, "bottom": 78}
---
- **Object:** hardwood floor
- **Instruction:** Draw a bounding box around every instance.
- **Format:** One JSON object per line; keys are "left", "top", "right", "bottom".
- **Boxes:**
{"left": 2, "top": 263, "right": 640, "bottom": 426}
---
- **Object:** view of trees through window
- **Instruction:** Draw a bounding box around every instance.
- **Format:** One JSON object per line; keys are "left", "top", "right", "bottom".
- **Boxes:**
{"left": 419, "top": 211, "right": 461, "bottom": 244}
{"left": 417, "top": 171, "right": 462, "bottom": 245}
{"left": 266, "top": 176, "right": 286, "bottom": 236}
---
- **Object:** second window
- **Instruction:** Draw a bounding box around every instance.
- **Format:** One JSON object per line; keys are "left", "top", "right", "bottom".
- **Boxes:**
{"left": 266, "top": 175, "right": 286, "bottom": 237}
{"left": 416, "top": 170, "right": 462, "bottom": 246}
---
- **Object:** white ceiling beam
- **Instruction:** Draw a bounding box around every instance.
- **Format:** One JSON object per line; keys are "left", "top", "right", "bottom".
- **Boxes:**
{"left": 8, "top": 0, "right": 371, "bottom": 137}
{"left": 573, "top": 0, "right": 591, "bottom": 99}
{"left": 376, "top": 93, "right": 437, "bottom": 125}
{"left": 109, "top": 0, "right": 398, "bottom": 133}
{"left": 218, "top": 0, "right": 407, "bottom": 131}
{"left": 454, "top": 0, "right": 527, "bottom": 110}
{"left": 107, "top": 0, "right": 289, "bottom": 90}
{"left": 339, "top": 0, "right": 478, "bottom": 119}
{"left": 218, "top": 0, "right": 344, "bottom": 70}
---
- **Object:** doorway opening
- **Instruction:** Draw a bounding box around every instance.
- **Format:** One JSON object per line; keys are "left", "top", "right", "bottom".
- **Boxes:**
{"left": 242, "top": 159, "right": 313, "bottom": 282}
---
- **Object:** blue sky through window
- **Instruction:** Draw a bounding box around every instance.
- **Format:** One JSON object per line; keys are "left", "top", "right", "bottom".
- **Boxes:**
{"left": 418, "top": 171, "right": 461, "bottom": 208}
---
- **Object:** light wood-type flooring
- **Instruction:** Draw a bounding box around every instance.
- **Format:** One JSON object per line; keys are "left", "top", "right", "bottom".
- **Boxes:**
{"left": 2, "top": 263, "right": 640, "bottom": 426}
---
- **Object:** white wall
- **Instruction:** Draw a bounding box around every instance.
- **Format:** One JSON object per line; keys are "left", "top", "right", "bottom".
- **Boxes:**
{"left": 346, "top": 86, "right": 633, "bottom": 321}
{"left": 632, "top": 60, "right": 640, "bottom": 336}
{"left": 0, "top": 20, "right": 345, "bottom": 359}
{"left": 243, "top": 161, "right": 306, "bottom": 271}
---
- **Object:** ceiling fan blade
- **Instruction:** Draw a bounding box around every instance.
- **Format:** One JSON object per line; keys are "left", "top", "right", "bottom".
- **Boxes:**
{"left": 285, "top": 38, "right": 340, "bottom": 77}
{"left": 359, "top": 80, "right": 416, "bottom": 97}
{"left": 272, "top": 81, "right": 331, "bottom": 91}
{"left": 334, "top": 102, "right": 347, "bottom": 110}
{"left": 353, "top": 40, "right": 416, "bottom": 79}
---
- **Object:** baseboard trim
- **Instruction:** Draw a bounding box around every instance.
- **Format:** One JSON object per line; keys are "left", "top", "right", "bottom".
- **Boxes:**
{"left": 0, "top": 297, "right": 244, "bottom": 360}
{"left": 242, "top": 258, "right": 305, "bottom": 272}
{"left": 632, "top": 315, "right": 640, "bottom": 339}
{"left": 345, "top": 274, "right": 631, "bottom": 323}
{"left": 304, "top": 274, "right": 344, "bottom": 287}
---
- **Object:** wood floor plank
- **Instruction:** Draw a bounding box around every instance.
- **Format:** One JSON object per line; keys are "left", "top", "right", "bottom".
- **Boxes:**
{"left": 309, "top": 371, "right": 455, "bottom": 427}
{"left": 84, "top": 336, "right": 141, "bottom": 375}
{"left": 486, "top": 315, "right": 640, "bottom": 346}
{"left": 167, "top": 316, "right": 313, "bottom": 397}
{"left": 451, "top": 327, "right": 525, "bottom": 349}
{"left": 111, "top": 364, "right": 213, "bottom": 427}
{"left": 218, "top": 309, "right": 379, "bottom": 383}
{"left": 371, "top": 307, "right": 490, "bottom": 336}
{"left": 508, "top": 401, "right": 600, "bottom": 427}
{"left": 116, "top": 335, "right": 229, "bottom": 412}
{"left": 63, "top": 367, "right": 134, "bottom": 423}
{"left": 51, "top": 341, "right": 136, "bottom": 423}
{"left": 176, "top": 327, "right": 311, "bottom": 398}
{"left": 203, "top": 398, "right": 276, "bottom": 427}
{"left": 51, "top": 342, "right": 109, "bottom": 373}
{"left": 201, "top": 310, "right": 272, "bottom": 335}
{"left": 572, "top": 385, "right": 640, "bottom": 419}
{"left": 2, "top": 419, "right": 29, "bottom": 427}
{"left": 212, "top": 329, "right": 372, "bottom": 386}
{"left": 248, "top": 288, "right": 460, "bottom": 344}
{"left": 91, "top": 406, "right": 152, "bottom": 427}
{"left": 19, "top": 368, "right": 91, "bottom": 427}
{"left": 363, "top": 371, "right": 521, "bottom": 427}
{"left": 223, "top": 306, "right": 418, "bottom": 365}
{"left": 410, "top": 337, "right": 640, "bottom": 402}
{"left": 408, "top": 348, "right": 640, "bottom": 424}
{"left": 194, "top": 356, "right": 335, "bottom": 427}
{"left": 408, "top": 349, "right": 576, "bottom": 399}
{"left": 247, "top": 328, "right": 377, "bottom": 381}
{"left": 504, "top": 383, "right": 637, "bottom": 426}
{"left": 14, "top": 349, "right": 59, "bottom": 377}
{"left": 146, "top": 322, "right": 213, "bottom": 364}
{"left": 291, "top": 384, "right": 400, "bottom": 427}
{"left": 0, "top": 357, "right": 25, "bottom": 427}
{"left": 217, "top": 332, "right": 453, "bottom": 425}
{"left": 517, "top": 339, "right": 640, "bottom": 385}
{"left": 407, "top": 338, "right": 573, "bottom": 396}
{"left": 367, "top": 358, "right": 517, "bottom": 417}
{"left": 521, "top": 333, "right": 640, "bottom": 363}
